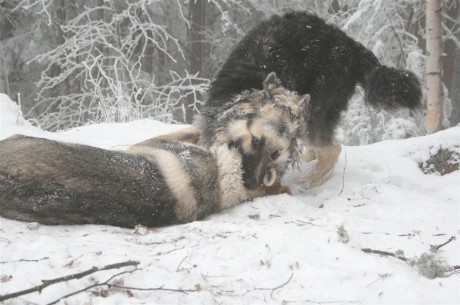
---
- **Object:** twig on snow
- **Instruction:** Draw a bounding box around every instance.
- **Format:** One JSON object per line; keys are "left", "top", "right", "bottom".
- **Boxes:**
{"left": 0, "top": 260, "right": 139, "bottom": 302}
{"left": 47, "top": 269, "right": 198, "bottom": 305}
{"left": 361, "top": 248, "right": 407, "bottom": 262}
{"left": 0, "top": 257, "right": 49, "bottom": 264}
{"left": 430, "top": 235, "right": 456, "bottom": 252}
{"left": 362, "top": 247, "right": 460, "bottom": 279}
{"left": 244, "top": 273, "right": 294, "bottom": 299}
{"left": 269, "top": 272, "right": 294, "bottom": 297}
{"left": 46, "top": 268, "right": 138, "bottom": 305}
{"left": 108, "top": 284, "right": 196, "bottom": 294}
{"left": 176, "top": 255, "right": 189, "bottom": 272}
{"left": 365, "top": 273, "right": 392, "bottom": 287}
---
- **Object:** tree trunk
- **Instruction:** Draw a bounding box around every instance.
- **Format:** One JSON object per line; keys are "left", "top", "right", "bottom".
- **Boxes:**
{"left": 425, "top": 0, "right": 443, "bottom": 134}
{"left": 443, "top": 2, "right": 459, "bottom": 126}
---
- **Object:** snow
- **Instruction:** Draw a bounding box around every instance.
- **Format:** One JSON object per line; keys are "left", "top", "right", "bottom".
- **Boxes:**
{"left": 0, "top": 94, "right": 459, "bottom": 304}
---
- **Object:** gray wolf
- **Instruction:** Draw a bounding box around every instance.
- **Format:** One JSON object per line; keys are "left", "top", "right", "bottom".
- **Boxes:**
{"left": 178, "top": 11, "right": 422, "bottom": 188}
{"left": 0, "top": 78, "right": 305, "bottom": 227}
{"left": 136, "top": 72, "right": 310, "bottom": 189}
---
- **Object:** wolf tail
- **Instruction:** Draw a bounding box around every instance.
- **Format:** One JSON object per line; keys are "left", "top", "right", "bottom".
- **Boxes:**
{"left": 363, "top": 64, "right": 422, "bottom": 110}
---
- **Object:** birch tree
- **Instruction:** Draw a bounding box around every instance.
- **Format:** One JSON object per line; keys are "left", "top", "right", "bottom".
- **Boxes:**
{"left": 426, "top": 0, "right": 444, "bottom": 134}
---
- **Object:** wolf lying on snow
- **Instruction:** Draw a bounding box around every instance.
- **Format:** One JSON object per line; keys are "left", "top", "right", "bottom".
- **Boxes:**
{"left": 164, "top": 11, "right": 422, "bottom": 188}
{"left": 0, "top": 75, "right": 307, "bottom": 227}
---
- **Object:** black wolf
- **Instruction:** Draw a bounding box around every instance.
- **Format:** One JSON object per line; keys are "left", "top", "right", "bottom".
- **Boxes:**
{"left": 199, "top": 11, "right": 422, "bottom": 187}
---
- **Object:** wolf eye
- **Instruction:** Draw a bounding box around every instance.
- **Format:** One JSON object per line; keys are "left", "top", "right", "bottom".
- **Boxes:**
{"left": 270, "top": 151, "right": 280, "bottom": 161}
{"left": 252, "top": 137, "right": 266, "bottom": 149}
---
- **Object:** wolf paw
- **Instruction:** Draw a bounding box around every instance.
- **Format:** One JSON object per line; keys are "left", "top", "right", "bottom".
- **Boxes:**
{"left": 295, "top": 168, "right": 333, "bottom": 189}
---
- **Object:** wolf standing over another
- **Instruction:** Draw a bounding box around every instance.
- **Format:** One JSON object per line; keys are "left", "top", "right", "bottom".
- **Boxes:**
{"left": 184, "top": 11, "right": 422, "bottom": 188}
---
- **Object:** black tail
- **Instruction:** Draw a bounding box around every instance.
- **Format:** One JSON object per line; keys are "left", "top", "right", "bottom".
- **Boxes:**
{"left": 363, "top": 65, "right": 422, "bottom": 111}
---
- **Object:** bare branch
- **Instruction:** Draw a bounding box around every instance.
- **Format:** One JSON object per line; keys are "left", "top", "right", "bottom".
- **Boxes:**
{"left": 243, "top": 273, "right": 294, "bottom": 299}
{"left": 0, "top": 260, "right": 139, "bottom": 302}
{"left": 0, "top": 257, "right": 49, "bottom": 264}
{"left": 430, "top": 235, "right": 456, "bottom": 252}
{"left": 361, "top": 248, "right": 407, "bottom": 262}
{"left": 46, "top": 268, "right": 139, "bottom": 305}
{"left": 108, "top": 284, "right": 195, "bottom": 294}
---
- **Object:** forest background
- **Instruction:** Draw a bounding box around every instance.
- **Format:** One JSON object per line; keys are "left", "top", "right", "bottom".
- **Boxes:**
{"left": 0, "top": 0, "right": 459, "bottom": 145}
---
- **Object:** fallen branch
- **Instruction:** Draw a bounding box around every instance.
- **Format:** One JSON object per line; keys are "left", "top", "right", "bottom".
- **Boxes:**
{"left": 0, "top": 257, "right": 49, "bottom": 264}
{"left": 109, "top": 284, "right": 196, "bottom": 294}
{"left": 47, "top": 268, "right": 138, "bottom": 305}
{"left": 362, "top": 247, "right": 459, "bottom": 279}
{"left": 269, "top": 272, "right": 294, "bottom": 297}
{"left": 244, "top": 273, "right": 294, "bottom": 299}
{"left": 361, "top": 248, "right": 407, "bottom": 262}
{"left": 430, "top": 235, "right": 456, "bottom": 251}
{"left": 0, "top": 260, "right": 139, "bottom": 302}
{"left": 46, "top": 268, "right": 198, "bottom": 305}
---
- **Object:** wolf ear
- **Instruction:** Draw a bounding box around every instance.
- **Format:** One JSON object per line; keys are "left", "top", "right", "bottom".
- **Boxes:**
{"left": 263, "top": 72, "right": 281, "bottom": 90}
{"left": 295, "top": 94, "right": 310, "bottom": 108}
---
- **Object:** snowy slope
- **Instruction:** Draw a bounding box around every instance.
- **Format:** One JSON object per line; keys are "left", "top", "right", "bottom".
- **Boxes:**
{"left": 0, "top": 94, "right": 459, "bottom": 305}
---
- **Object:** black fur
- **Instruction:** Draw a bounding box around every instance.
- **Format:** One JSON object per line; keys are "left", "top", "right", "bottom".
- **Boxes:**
{"left": 203, "top": 11, "right": 422, "bottom": 146}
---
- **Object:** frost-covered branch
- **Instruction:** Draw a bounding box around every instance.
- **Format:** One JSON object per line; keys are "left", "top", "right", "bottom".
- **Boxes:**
{"left": 12, "top": 0, "right": 54, "bottom": 24}
{"left": 16, "top": 0, "right": 210, "bottom": 130}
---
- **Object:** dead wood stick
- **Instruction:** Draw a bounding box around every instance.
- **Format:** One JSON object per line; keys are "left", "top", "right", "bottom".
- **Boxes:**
{"left": 109, "top": 284, "right": 196, "bottom": 294}
{"left": 46, "top": 268, "right": 138, "bottom": 305}
{"left": 269, "top": 272, "right": 294, "bottom": 297}
{"left": 243, "top": 272, "right": 294, "bottom": 299}
{"left": 47, "top": 270, "right": 197, "bottom": 305}
{"left": 0, "top": 257, "right": 49, "bottom": 264}
{"left": 361, "top": 248, "right": 407, "bottom": 262}
{"left": 431, "top": 235, "right": 456, "bottom": 251}
{"left": 0, "top": 260, "right": 139, "bottom": 302}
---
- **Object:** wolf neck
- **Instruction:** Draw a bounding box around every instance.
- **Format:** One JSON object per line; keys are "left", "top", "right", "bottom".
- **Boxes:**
{"left": 212, "top": 145, "right": 250, "bottom": 209}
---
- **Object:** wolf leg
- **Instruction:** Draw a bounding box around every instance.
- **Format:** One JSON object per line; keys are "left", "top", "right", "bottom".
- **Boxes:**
{"left": 131, "top": 125, "right": 201, "bottom": 148}
{"left": 298, "top": 140, "right": 342, "bottom": 188}
{"left": 300, "top": 147, "right": 317, "bottom": 163}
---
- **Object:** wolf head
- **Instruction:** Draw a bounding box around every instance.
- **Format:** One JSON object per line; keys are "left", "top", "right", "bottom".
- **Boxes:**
{"left": 213, "top": 72, "right": 309, "bottom": 189}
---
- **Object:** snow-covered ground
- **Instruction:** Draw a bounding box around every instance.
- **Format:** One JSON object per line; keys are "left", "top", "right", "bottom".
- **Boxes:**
{"left": 0, "top": 93, "right": 459, "bottom": 305}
